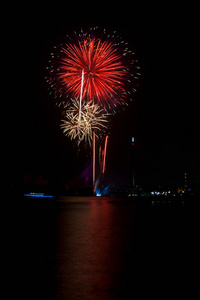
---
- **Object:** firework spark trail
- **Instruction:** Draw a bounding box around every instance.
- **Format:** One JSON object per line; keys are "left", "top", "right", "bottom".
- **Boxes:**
{"left": 102, "top": 135, "right": 108, "bottom": 174}
{"left": 60, "top": 98, "right": 109, "bottom": 146}
{"left": 93, "top": 131, "right": 95, "bottom": 194}
{"left": 78, "top": 69, "right": 84, "bottom": 135}
{"left": 47, "top": 28, "right": 140, "bottom": 111}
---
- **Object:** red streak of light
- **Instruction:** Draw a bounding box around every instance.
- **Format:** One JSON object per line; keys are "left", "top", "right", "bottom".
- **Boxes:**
{"left": 102, "top": 135, "right": 108, "bottom": 174}
{"left": 93, "top": 132, "right": 95, "bottom": 195}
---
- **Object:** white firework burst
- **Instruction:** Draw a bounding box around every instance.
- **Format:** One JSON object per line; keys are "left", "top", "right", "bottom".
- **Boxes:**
{"left": 60, "top": 98, "right": 109, "bottom": 146}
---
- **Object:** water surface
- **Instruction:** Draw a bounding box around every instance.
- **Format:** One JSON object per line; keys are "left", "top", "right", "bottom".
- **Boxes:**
{"left": 12, "top": 196, "right": 198, "bottom": 299}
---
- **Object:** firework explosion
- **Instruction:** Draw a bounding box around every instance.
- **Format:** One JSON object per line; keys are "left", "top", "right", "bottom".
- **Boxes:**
{"left": 60, "top": 98, "right": 109, "bottom": 146}
{"left": 46, "top": 28, "right": 140, "bottom": 111}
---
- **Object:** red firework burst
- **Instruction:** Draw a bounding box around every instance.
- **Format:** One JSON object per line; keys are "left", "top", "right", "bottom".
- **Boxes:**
{"left": 47, "top": 29, "right": 139, "bottom": 110}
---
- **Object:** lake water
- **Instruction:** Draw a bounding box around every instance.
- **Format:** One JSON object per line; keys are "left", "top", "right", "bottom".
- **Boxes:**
{"left": 10, "top": 196, "right": 198, "bottom": 299}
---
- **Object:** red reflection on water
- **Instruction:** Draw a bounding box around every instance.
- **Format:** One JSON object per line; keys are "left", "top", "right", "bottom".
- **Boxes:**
{"left": 52, "top": 198, "right": 137, "bottom": 299}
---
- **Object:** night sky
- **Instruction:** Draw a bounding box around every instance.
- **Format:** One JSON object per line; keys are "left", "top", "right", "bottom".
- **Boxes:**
{"left": 7, "top": 2, "right": 199, "bottom": 188}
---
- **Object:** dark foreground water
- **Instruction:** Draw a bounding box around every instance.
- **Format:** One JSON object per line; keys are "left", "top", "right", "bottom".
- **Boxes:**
{"left": 8, "top": 196, "right": 199, "bottom": 299}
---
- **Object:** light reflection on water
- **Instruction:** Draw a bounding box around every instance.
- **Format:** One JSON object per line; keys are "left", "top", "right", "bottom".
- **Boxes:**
{"left": 17, "top": 196, "right": 197, "bottom": 299}
{"left": 51, "top": 198, "right": 138, "bottom": 299}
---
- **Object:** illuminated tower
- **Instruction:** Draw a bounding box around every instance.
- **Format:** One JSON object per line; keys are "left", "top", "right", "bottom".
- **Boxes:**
{"left": 131, "top": 137, "right": 135, "bottom": 187}
{"left": 184, "top": 172, "right": 187, "bottom": 192}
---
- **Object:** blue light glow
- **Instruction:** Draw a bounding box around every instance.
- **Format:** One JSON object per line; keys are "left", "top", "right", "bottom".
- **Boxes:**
{"left": 96, "top": 188, "right": 102, "bottom": 196}
{"left": 24, "top": 193, "right": 53, "bottom": 198}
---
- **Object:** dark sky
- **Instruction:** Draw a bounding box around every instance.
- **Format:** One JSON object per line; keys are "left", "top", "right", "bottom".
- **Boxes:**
{"left": 7, "top": 2, "right": 199, "bottom": 187}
